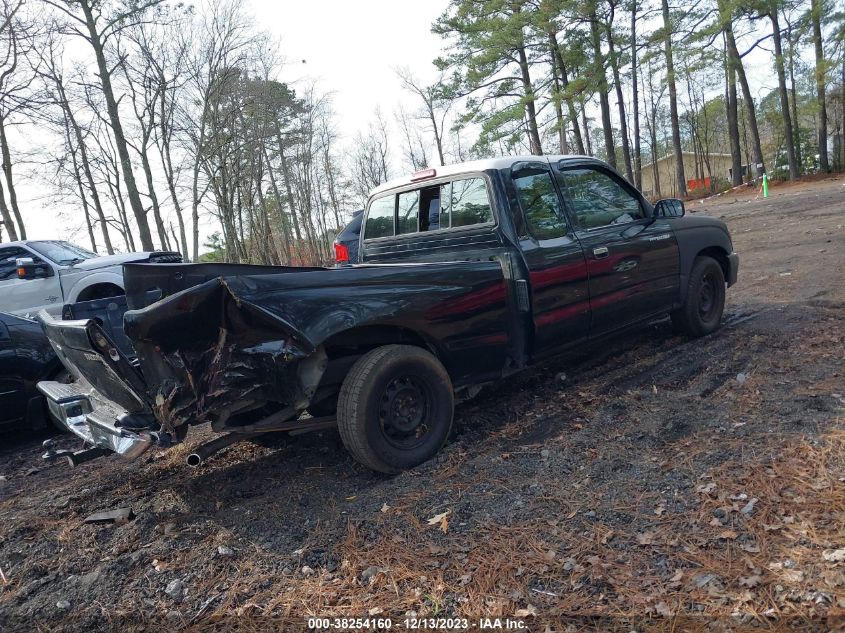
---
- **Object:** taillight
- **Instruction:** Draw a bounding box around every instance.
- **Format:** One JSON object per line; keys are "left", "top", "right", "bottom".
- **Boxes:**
{"left": 334, "top": 242, "right": 349, "bottom": 264}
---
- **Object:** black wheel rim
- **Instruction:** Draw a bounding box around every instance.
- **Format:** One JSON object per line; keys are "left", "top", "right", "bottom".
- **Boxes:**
{"left": 378, "top": 375, "right": 432, "bottom": 450}
{"left": 699, "top": 272, "right": 717, "bottom": 318}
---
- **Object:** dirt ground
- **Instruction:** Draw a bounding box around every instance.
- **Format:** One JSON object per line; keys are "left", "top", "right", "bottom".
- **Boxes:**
{"left": 1, "top": 175, "right": 843, "bottom": 632}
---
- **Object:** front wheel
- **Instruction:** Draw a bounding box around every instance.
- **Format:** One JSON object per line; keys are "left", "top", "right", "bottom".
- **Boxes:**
{"left": 671, "top": 255, "right": 726, "bottom": 337}
{"left": 337, "top": 345, "right": 454, "bottom": 474}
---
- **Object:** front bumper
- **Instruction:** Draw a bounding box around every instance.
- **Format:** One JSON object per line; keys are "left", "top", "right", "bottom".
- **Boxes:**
{"left": 37, "top": 379, "right": 154, "bottom": 459}
{"left": 727, "top": 252, "right": 739, "bottom": 286}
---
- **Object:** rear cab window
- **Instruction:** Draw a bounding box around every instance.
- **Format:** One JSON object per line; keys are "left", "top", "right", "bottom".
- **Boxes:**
{"left": 364, "top": 196, "right": 396, "bottom": 239}
{"left": 363, "top": 176, "right": 494, "bottom": 242}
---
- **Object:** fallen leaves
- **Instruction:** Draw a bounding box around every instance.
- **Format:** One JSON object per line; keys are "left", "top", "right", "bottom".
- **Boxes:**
{"left": 696, "top": 482, "right": 717, "bottom": 496}
{"left": 739, "top": 574, "right": 762, "bottom": 588}
{"left": 781, "top": 569, "right": 804, "bottom": 583}
{"left": 513, "top": 604, "right": 537, "bottom": 617}
{"left": 740, "top": 498, "right": 758, "bottom": 515}
{"left": 653, "top": 602, "right": 674, "bottom": 617}
{"left": 427, "top": 510, "right": 450, "bottom": 533}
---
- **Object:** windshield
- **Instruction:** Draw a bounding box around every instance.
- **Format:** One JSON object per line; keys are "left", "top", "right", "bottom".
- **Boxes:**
{"left": 27, "top": 241, "right": 98, "bottom": 265}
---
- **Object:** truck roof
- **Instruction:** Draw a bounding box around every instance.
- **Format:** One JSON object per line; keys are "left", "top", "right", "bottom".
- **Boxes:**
{"left": 369, "top": 154, "right": 597, "bottom": 197}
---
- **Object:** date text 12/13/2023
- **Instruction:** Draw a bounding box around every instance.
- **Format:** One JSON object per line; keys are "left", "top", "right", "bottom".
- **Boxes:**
{"left": 306, "top": 616, "right": 530, "bottom": 630}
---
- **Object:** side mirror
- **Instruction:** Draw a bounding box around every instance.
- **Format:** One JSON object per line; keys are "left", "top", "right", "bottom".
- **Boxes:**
{"left": 16, "top": 257, "right": 53, "bottom": 280}
{"left": 653, "top": 198, "right": 685, "bottom": 218}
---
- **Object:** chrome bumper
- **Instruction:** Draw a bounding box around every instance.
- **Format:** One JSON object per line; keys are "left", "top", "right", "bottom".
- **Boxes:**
{"left": 37, "top": 380, "right": 153, "bottom": 459}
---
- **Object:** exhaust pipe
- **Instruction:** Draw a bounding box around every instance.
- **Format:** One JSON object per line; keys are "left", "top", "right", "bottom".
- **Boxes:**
{"left": 186, "top": 432, "right": 253, "bottom": 468}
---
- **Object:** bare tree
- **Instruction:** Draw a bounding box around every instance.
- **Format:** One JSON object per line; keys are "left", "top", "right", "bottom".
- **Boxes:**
{"left": 395, "top": 103, "right": 428, "bottom": 171}
{"left": 0, "top": 0, "right": 31, "bottom": 240}
{"left": 36, "top": 32, "right": 115, "bottom": 252}
{"left": 396, "top": 67, "right": 452, "bottom": 166}
{"left": 349, "top": 110, "right": 391, "bottom": 206}
{"left": 43, "top": 0, "right": 166, "bottom": 250}
{"left": 661, "top": 0, "right": 686, "bottom": 197}
{"left": 810, "top": 0, "right": 829, "bottom": 172}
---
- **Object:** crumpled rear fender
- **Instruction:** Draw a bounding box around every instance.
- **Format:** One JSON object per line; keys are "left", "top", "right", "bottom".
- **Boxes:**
{"left": 124, "top": 278, "right": 318, "bottom": 432}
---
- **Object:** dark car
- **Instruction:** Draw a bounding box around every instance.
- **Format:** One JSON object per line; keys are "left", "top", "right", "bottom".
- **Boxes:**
{"left": 0, "top": 311, "right": 64, "bottom": 432}
{"left": 39, "top": 155, "right": 738, "bottom": 473}
{"left": 333, "top": 209, "right": 363, "bottom": 265}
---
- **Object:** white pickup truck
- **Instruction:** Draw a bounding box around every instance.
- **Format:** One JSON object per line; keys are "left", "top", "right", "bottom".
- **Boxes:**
{"left": 0, "top": 240, "right": 181, "bottom": 317}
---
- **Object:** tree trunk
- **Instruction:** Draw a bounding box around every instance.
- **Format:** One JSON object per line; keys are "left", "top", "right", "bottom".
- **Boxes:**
{"left": 515, "top": 43, "right": 543, "bottom": 155}
{"left": 720, "top": 0, "right": 765, "bottom": 179}
{"left": 157, "top": 118, "right": 189, "bottom": 259}
{"left": 661, "top": 0, "right": 686, "bottom": 197}
{"left": 261, "top": 142, "right": 292, "bottom": 263}
{"left": 75, "top": 165, "right": 97, "bottom": 252}
{"left": 138, "top": 134, "right": 170, "bottom": 250}
{"left": 645, "top": 60, "right": 662, "bottom": 197}
{"left": 605, "top": 14, "right": 633, "bottom": 182}
{"left": 549, "top": 41, "right": 568, "bottom": 154}
{"left": 546, "top": 30, "right": 570, "bottom": 154}
{"left": 60, "top": 103, "right": 96, "bottom": 251}
{"left": 79, "top": 0, "right": 154, "bottom": 250}
{"left": 581, "top": 92, "right": 593, "bottom": 156}
{"left": 0, "top": 171, "right": 16, "bottom": 241}
{"left": 768, "top": 9, "right": 798, "bottom": 180}
{"left": 277, "top": 137, "right": 303, "bottom": 242}
{"left": 631, "top": 3, "right": 642, "bottom": 189}
{"left": 0, "top": 117, "right": 25, "bottom": 239}
{"left": 548, "top": 34, "right": 586, "bottom": 155}
{"left": 190, "top": 115, "right": 206, "bottom": 262}
{"left": 811, "top": 0, "right": 829, "bottom": 172}
{"left": 786, "top": 19, "right": 802, "bottom": 173}
{"left": 589, "top": 8, "right": 616, "bottom": 168}
{"left": 55, "top": 81, "right": 114, "bottom": 253}
{"left": 724, "top": 35, "right": 743, "bottom": 186}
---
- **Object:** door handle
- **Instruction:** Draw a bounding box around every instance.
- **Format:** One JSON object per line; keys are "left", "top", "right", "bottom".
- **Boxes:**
{"left": 592, "top": 246, "right": 609, "bottom": 259}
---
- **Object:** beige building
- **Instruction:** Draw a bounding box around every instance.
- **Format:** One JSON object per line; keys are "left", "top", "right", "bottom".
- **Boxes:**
{"left": 640, "top": 152, "right": 741, "bottom": 199}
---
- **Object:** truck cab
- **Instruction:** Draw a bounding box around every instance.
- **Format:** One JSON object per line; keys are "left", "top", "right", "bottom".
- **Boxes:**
{"left": 359, "top": 156, "right": 736, "bottom": 359}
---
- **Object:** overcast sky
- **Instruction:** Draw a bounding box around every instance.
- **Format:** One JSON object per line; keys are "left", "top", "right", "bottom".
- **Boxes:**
{"left": 13, "top": 0, "right": 780, "bottom": 250}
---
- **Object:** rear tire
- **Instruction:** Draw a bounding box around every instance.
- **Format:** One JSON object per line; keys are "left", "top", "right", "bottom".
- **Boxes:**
{"left": 671, "top": 256, "right": 726, "bottom": 337}
{"left": 337, "top": 345, "right": 454, "bottom": 474}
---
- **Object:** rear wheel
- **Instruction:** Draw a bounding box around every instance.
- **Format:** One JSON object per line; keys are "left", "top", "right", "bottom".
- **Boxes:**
{"left": 337, "top": 345, "right": 454, "bottom": 474}
{"left": 671, "top": 256, "right": 726, "bottom": 337}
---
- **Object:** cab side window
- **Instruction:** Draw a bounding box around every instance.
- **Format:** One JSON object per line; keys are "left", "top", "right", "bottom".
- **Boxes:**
{"left": 558, "top": 167, "right": 644, "bottom": 229}
{"left": 451, "top": 178, "right": 493, "bottom": 227}
{"left": 0, "top": 247, "right": 27, "bottom": 281}
{"left": 365, "top": 177, "right": 492, "bottom": 240}
{"left": 364, "top": 195, "right": 395, "bottom": 239}
{"left": 512, "top": 169, "right": 568, "bottom": 240}
{"left": 397, "top": 189, "right": 420, "bottom": 235}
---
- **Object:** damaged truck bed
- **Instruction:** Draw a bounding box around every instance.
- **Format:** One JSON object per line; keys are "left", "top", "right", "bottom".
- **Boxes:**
{"left": 37, "top": 156, "right": 738, "bottom": 473}
{"left": 38, "top": 259, "right": 514, "bottom": 470}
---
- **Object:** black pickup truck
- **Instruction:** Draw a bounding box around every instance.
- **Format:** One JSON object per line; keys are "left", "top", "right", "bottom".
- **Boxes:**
{"left": 37, "top": 156, "right": 738, "bottom": 473}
